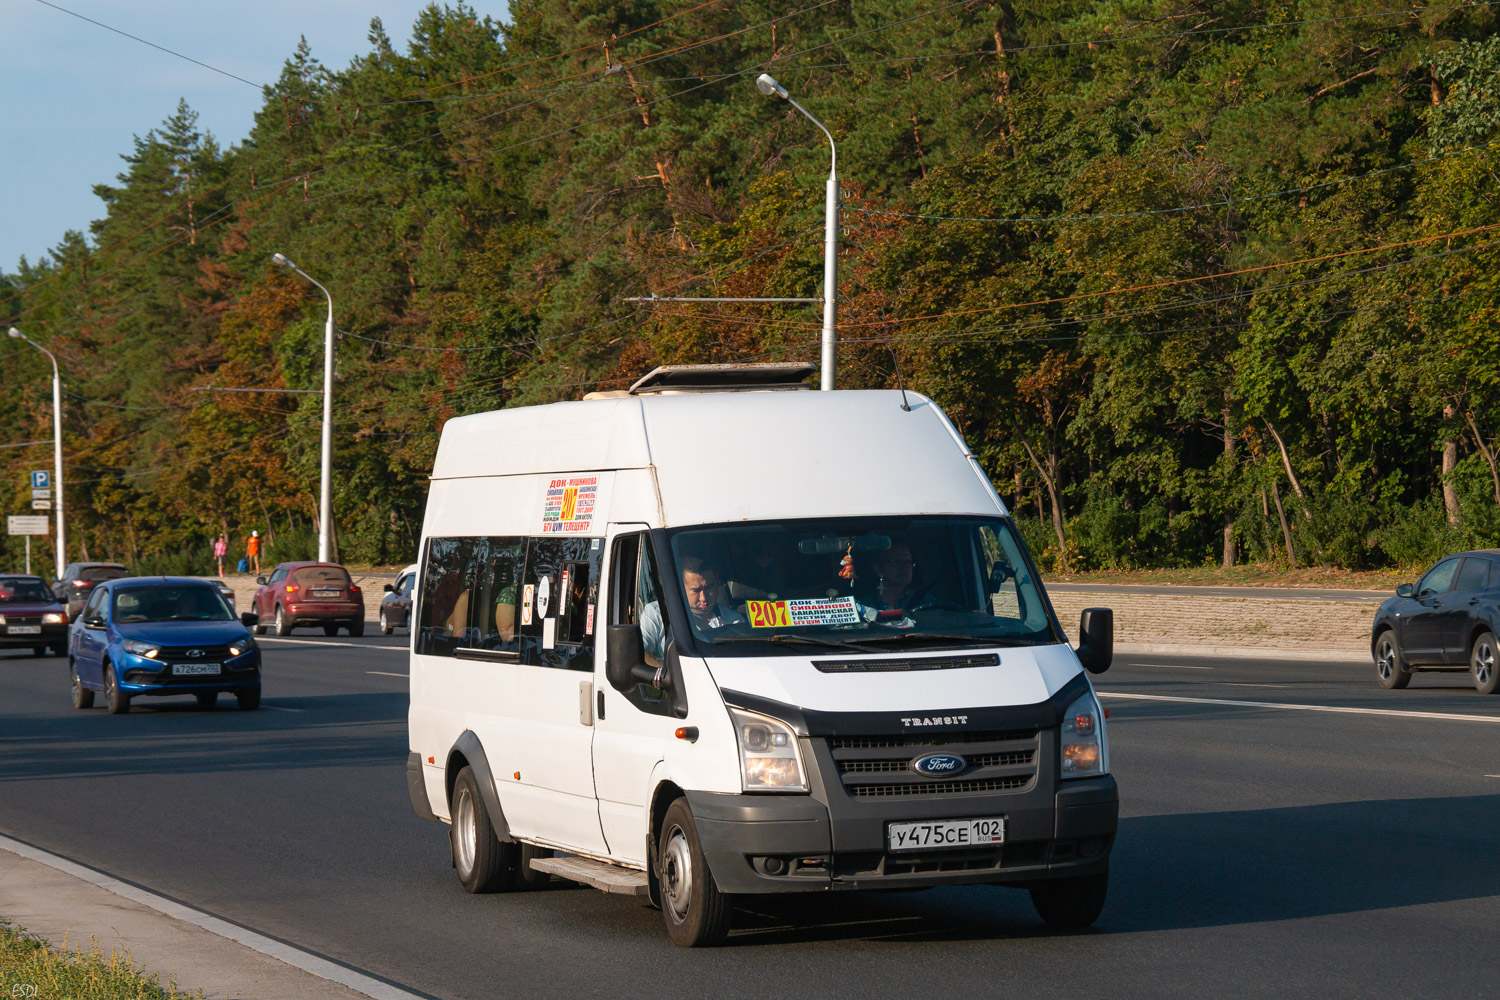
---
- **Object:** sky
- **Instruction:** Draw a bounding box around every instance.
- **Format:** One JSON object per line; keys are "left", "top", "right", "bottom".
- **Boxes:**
{"left": 0, "top": 0, "right": 477, "bottom": 270}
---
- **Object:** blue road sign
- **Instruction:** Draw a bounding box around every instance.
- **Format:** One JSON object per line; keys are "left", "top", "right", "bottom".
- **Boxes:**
{"left": 30, "top": 470, "right": 50, "bottom": 490}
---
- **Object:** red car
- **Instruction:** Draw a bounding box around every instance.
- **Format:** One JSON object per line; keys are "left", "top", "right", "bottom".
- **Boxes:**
{"left": 250, "top": 562, "right": 365, "bottom": 637}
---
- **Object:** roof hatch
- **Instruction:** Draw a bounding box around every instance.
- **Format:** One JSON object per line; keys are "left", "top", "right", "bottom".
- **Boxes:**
{"left": 627, "top": 363, "right": 817, "bottom": 395}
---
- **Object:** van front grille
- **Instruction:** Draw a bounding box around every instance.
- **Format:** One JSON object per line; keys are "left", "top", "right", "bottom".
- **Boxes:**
{"left": 825, "top": 729, "right": 1040, "bottom": 799}
{"left": 848, "top": 776, "right": 1032, "bottom": 798}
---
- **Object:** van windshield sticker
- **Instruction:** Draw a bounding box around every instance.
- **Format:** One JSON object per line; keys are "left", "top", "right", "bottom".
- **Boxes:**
{"left": 747, "top": 596, "right": 861, "bottom": 628}
{"left": 522, "top": 583, "right": 535, "bottom": 626}
{"left": 542, "top": 476, "right": 599, "bottom": 533}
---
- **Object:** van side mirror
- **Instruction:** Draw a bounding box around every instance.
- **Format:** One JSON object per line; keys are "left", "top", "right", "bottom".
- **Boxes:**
{"left": 1396, "top": 583, "right": 1414, "bottom": 598}
{"left": 606, "top": 625, "right": 648, "bottom": 692}
{"left": 1075, "top": 607, "right": 1113, "bottom": 675}
{"left": 240, "top": 612, "right": 259, "bottom": 627}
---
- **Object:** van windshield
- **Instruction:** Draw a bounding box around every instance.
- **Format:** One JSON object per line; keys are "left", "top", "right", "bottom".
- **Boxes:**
{"left": 662, "top": 516, "right": 1060, "bottom": 656}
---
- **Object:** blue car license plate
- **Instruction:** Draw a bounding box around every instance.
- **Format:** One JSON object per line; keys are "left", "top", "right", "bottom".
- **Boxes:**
{"left": 171, "top": 663, "right": 221, "bottom": 676}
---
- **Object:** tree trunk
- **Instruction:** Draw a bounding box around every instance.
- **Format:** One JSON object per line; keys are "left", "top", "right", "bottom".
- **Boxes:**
{"left": 1464, "top": 409, "right": 1500, "bottom": 507}
{"left": 1271, "top": 481, "right": 1296, "bottom": 568}
{"left": 1442, "top": 402, "right": 1461, "bottom": 525}
{"left": 1264, "top": 419, "right": 1309, "bottom": 518}
{"left": 1021, "top": 440, "right": 1068, "bottom": 571}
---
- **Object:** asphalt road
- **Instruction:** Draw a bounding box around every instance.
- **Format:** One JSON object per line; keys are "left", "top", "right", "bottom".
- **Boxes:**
{"left": 3, "top": 633, "right": 1498, "bottom": 999}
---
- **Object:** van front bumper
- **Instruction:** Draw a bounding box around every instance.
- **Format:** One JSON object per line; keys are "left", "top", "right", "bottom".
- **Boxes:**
{"left": 686, "top": 774, "right": 1117, "bottom": 894}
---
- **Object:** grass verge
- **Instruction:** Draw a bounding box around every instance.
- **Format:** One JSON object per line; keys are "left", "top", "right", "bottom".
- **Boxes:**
{"left": 0, "top": 919, "right": 201, "bottom": 999}
{"left": 1043, "top": 564, "right": 1408, "bottom": 591}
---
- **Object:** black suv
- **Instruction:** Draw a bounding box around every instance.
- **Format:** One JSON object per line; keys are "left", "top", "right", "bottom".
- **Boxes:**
{"left": 53, "top": 562, "right": 129, "bottom": 618}
{"left": 1373, "top": 550, "right": 1500, "bottom": 694}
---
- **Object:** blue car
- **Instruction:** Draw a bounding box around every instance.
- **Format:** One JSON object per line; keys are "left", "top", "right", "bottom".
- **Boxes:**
{"left": 68, "top": 576, "right": 262, "bottom": 714}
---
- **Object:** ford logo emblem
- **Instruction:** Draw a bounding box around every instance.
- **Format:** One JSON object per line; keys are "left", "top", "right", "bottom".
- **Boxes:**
{"left": 912, "top": 753, "right": 966, "bottom": 777}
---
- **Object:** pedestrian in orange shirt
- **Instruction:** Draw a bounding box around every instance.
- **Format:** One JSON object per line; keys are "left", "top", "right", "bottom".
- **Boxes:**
{"left": 247, "top": 530, "right": 262, "bottom": 575}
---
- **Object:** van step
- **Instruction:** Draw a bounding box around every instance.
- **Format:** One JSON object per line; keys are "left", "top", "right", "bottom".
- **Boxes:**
{"left": 530, "top": 855, "right": 650, "bottom": 895}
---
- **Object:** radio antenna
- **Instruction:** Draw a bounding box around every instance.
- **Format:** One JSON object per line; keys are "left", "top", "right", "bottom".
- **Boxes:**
{"left": 887, "top": 344, "right": 911, "bottom": 412}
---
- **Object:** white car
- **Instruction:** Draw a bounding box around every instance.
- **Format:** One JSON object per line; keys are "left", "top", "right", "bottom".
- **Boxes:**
{"left": 379, "top": 563, "right": 419, "bottom": 635}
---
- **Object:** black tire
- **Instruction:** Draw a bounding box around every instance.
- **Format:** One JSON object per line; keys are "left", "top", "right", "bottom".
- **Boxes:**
{"left": 70, "top": 660, "right": 94, "bottom": 709}
{"left": 30, "top": 645, "right": 47, "bottom": 658}
{"left": 50, "top": 643, "right": 66, "bottom": 657}
{"left": 450, "top": 766, "right": 515, "bottom": 893}
{"left": 348, "top": 619, "right": 365, "bottom": 638}
{"left": 195, "top": 691, "right": 218, "bottom": 709}
{"left": 379, "top": 610, "right": 392, "bottom": 636}
{"left": 275, "top": 605, "right": 293, "bottom": 637}
{"left": 657, "top": 798, "right": 732, "bottom": 947}
{"left": 252, "top": 613, "right": 266, "bottom": 636}
{"left": 1472, "top": 631, "right": 1500, "bottom": 695}
{"left": 514, "top": 843, "right": 553, "bottom": 890}
{"left": 237, "top": 688, "right": 261, "bottom": 711}
{"left": 323, "top": 623, "right": 339, "bottom": 636}
{"left": 104, "top": 663, "right": 130, "bottom": 715}
{"left": 1375, "top": 629, "right": 1411, "bottom": 690}
{"left": 1030, "top": 870, "right": 1108, "bottom": 929}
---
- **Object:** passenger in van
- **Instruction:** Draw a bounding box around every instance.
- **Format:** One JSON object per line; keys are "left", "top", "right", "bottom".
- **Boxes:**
{"left": 641, "top": 556, "right": 746, "bottom": 660}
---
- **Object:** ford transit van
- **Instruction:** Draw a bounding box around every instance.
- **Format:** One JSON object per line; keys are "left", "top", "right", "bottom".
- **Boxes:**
{"left": 406, "top": 364, "right": 1118, "bottom": 946}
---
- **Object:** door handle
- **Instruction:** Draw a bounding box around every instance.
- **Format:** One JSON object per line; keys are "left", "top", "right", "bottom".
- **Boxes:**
{"left": 1470, "top": 598, "right": 1481, "bottom": 606}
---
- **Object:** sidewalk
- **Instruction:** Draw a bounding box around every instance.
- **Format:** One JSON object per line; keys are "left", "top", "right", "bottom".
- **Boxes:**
{"left": 0, "top": 837, "right": 420, "bottom": 1000}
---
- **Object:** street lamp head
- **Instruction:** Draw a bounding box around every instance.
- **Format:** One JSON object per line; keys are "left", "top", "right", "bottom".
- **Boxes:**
{"left": 271, "top": 252, "right": 292, "bottom": 268}
{"left": 755, "top": 73, "right": 788, "bottom": 99}
{"left": 7, "top": 327, "right": 20, "bottom": 339}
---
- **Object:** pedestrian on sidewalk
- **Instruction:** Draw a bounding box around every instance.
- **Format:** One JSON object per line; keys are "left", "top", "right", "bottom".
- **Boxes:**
{"left": 246, "top": 530, "right": 262, "bottom": 575}
{"left": 212, "top": 534, "right": 228, "bottom": 577}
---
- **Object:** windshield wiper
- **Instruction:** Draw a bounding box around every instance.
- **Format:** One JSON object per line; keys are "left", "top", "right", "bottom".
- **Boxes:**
{"left": 843, "top": 632, "right": 1031, "bottom": 649}
{"left": 707, "top": 634, "right": 872, "bottom": 652}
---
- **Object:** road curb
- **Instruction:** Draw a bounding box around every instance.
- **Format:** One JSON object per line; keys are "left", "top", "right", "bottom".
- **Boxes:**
{"left": 0, "top": 833, "right": 428, "bottom": 1000}
{"left": 1115, "top": 642, "right": 1368, "bottom": 663}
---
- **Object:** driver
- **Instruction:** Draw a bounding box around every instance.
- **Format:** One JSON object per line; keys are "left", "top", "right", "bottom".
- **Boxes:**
{"left": 869, "top": 543, "right": 923, "bottom": 610}
{"left": 641, "top": 556, "right": 745, "bottom": 660}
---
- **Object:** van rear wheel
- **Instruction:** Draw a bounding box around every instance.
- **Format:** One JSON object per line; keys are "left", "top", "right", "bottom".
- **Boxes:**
{"left": 1030, "top": 869, "right": 1108, "bottom": 929}
{"left": 657, "top": 798, "right": 732, "bottom": 946}
{"left": 451, "top": 766, "right": 515, "bottom": 893}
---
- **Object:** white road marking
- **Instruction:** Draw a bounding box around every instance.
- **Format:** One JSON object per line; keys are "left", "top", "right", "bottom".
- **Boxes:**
{"left": 0, "top": 834, "right": 427, "bottom": 1000}
{"left": 1487, "top": 774, "right": 1500, "bottom": 778}
{"left": 1099, "top": 690, "right": 1500, "bottom": 724}
{"left": 257, "top": 637, "right": 404, "bottom": 652}
{"left": 263, "top": 706, "right": 305, "bottom": 713}
{"left": 366, "top": 671, "right": 408, "bottom": 678}
{"left": 1133, "top": 663, "right": 1214, "bottom": 670}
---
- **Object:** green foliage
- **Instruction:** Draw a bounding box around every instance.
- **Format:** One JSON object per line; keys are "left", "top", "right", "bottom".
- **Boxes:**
{"left": 4, "top": 1, "right": 1500, "bottom": 571}
{"left": 0, "top": 918, "right": 202, "bottom": 999}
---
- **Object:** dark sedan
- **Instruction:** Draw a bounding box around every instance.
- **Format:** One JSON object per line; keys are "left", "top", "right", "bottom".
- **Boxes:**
{"left": 1372, "top": 550, "right": 1500, "bottom": 694}
{"left": 0, "top": 576, "right": 69, "bottom": 656}
{"left": 53, "top": 561, "right": 129, "bottom": 617}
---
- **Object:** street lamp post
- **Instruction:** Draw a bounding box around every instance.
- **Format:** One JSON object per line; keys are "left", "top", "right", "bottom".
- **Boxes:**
{"left": 7, "top": 327, "right": 65, "bottom": 579}
{"left": 271, "top": 253, "right": 336, "bottom": 563}
{"left": 757, "top": 73, "right": 839, "bottom": 391}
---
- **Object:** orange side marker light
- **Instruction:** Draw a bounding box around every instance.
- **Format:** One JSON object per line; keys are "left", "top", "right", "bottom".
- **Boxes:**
{"left": 513, "top": 771, "right": 521, "bottom": 781}
{"left": 427, "top": 756, "right": 434, "bottom": 764}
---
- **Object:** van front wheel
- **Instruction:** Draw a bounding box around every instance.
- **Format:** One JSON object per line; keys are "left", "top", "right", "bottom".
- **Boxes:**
{"left": 1030, "top": 869, "right": 1108, "bottom": 929}
{"left": 657, "top": 798, "right": 732, "bottom": 946}
{"left": 451, "top": 766, "right": 514, "bottom": 893}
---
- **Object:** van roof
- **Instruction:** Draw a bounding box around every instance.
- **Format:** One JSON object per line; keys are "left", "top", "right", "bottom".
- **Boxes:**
{"left": 432, "top": 390, "right": 1008, "bottom": 525}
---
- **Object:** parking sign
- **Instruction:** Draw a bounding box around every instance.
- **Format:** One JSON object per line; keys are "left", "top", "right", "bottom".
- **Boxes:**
{"left": 30, "top": 470, "right": 50, "bottom": 490}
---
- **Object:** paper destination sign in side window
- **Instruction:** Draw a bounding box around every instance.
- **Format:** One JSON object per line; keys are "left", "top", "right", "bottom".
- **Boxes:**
{"left": 747, "top": 595, "right": 863, "bottom": 628}
{"left": 537, "top": 472, "right": 614, "bottom": 535}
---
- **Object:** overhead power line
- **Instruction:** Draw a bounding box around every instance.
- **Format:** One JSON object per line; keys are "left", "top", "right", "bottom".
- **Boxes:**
{"left": 31, "top": 0, "right": 264, "bottom": 89}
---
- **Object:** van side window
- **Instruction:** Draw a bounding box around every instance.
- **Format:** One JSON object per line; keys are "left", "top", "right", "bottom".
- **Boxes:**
{"left": 977, "top": 523, "right": 1046, "bottom": 631}
{"left": 472, "top": 538, "right": 526, "bottom": 654}
{"left": 610, "top": 533, "right": 675, "bottom": 715}
{"left": 418, "top": 537, "right": 480, "bottom": 656}
{"left": 522, "top": 537, "right": 601, "bottom": 671}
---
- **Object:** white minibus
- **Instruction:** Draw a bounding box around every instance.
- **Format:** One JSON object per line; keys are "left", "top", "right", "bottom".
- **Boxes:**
{"left": 406, "top": 364, "right": 1117, "bottom": 946}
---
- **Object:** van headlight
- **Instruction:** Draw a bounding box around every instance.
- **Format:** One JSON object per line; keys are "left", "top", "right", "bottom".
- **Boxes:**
{"left": 730, "top": 707, "right": 808, "bottom": 792}
{"left": 1060, "top": 690, "right": 1107, "bottom": 778}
